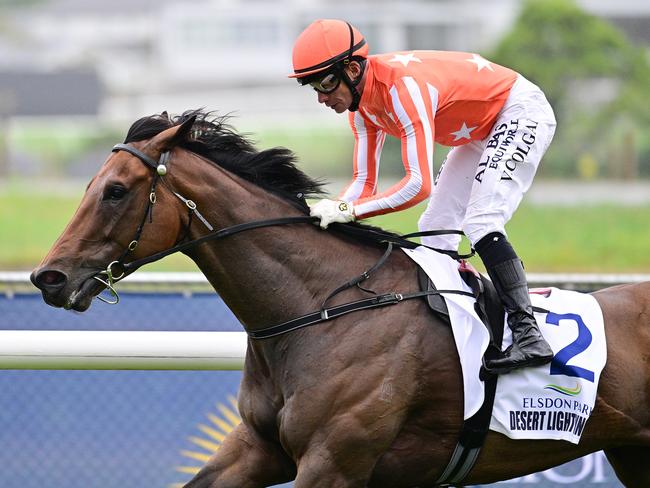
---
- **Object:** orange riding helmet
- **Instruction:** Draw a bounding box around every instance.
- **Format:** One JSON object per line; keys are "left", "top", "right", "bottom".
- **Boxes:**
{"left": 289, "top": 19, "right": 368, "bottom": 79}
{"left": 289, "top": 19, "right": 369, "bottom": 111}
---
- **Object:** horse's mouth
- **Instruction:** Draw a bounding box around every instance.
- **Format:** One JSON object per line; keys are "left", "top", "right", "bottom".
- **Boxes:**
{"left": 64, "top": 276, "right": 106, "bottom": 312}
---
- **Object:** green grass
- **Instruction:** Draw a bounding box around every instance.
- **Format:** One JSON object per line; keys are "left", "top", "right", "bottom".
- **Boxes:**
{"left": 2, "top": 182, "right": 650, "bottom": 272}
{"left": 369, "top": 202, "right": 650, "bottom": 272}
{"left": 0, "top": 181, "right": 194, "bottom": 271}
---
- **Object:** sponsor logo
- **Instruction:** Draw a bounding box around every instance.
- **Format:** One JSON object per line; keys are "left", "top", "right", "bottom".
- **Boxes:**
{"left": 544, "top": 382, "right": 582, "bottom": 396}
{"left": 501, "top": 120, "right": 538, "bottom": 181}
{"left": 508, "top": 393, "right": 593, "bottom": 438}
{"left": 474, "top": 119, "right": 539, "bottom": 183}
{"left": 475, "top": 119, "right": 518, "bottom": 183}
{"left": 509, "top": 409, "right": 588, "bottom": 437}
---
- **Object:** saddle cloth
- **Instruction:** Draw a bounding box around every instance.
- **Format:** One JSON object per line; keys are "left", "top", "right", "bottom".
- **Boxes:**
{"left": 402, "top": 246, "right": 606, "bottom": 444}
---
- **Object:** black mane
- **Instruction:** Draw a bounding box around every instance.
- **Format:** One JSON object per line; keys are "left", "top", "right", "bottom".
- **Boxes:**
{"left": 124, "top": 109, "right": 325, "bottom": 204}
{"left": 123, "top": 109, "right": 403, "bottom": 247}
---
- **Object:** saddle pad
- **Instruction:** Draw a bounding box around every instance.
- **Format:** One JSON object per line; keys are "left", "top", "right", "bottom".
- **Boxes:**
{"left": 490, "top": 288, "right": 606, "bottom": 444}
{"left": 402, "top": 246, "right": 606, "bottom": 444}
{"left": 402, "top": 247, "right": 490, "bottom": 419}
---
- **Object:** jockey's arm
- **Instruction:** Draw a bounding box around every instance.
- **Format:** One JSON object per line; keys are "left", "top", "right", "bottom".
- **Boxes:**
{"left": 339, "top": 111, "right": 385, "bottom": 203}
{"left": 311, "top": 82, "right": 435, "bottom": 228}
{"left": 348, "top": 105, "right": 435, "bottom": 220}
{"left": 310, "top": 113, "right": 385, "bottom": 229}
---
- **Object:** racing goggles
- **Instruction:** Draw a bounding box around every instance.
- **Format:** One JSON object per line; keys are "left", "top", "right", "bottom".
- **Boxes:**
{"left": 305, "top": 72, "right": 341, "bottom": 94}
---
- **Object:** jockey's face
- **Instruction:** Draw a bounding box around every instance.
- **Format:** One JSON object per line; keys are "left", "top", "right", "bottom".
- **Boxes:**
{"left": 314, "top": 62, "right": 364, "bottom": 113}
{"left": 317, "top": 79, "right": 353, "bottom": 113}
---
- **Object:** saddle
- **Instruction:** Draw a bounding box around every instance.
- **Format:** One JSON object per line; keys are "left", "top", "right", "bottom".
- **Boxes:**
{"left": 416, "top": 262, "right": 505, "bottom": 350}
{"left": 416, "top": 262, "right": 505, "bottom": 486}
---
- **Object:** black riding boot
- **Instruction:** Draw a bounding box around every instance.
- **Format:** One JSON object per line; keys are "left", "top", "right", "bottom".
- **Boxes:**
{"left": 484, "top": 258, "right": 553, "bottom": 374}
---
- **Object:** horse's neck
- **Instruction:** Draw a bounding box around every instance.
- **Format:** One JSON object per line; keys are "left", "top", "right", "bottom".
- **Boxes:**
{"left": 170, "top": 159, "right": 368, "bottom": 331}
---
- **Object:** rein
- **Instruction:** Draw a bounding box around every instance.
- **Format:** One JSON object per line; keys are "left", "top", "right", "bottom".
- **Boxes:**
{"left": 96, "top": 143, "right": 475, "bottom": 335}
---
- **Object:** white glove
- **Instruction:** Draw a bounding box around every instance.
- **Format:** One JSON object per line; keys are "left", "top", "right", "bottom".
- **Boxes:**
{"left": 309, "top": 199, "right": 355, "bottom": 229}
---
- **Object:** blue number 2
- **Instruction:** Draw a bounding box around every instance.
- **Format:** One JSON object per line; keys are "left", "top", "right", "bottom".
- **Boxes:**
{"left": 546, "top": 312, "right": 595, "bottom": 382}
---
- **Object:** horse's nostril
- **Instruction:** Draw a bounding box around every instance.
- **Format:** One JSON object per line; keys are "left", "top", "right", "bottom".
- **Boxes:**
{"left": 32, "top": 269, "right": 68, "bottom": 291}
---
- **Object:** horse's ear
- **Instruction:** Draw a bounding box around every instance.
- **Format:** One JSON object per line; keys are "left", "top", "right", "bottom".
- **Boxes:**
{"left": 146, "top": 115, "right": 197, "bottom": 154}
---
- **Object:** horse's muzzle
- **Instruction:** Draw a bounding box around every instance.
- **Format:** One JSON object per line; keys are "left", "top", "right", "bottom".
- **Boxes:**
{"left": 31, "top": 267, "right": 102, "bottom": 311}
{"left": 31, "top": 268, "right": 67, "bottom": 294}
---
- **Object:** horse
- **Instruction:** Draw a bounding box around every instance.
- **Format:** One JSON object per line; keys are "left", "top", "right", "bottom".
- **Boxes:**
{"left": 31, "top": 110, "right": 650, "bottom": 488}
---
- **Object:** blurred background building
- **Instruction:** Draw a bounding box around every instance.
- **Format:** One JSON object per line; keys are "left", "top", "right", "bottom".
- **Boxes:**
{"left": 0, "top": 0, "right": 649, "bottom": 178}
{"left": 2, "top": 0, "right": 648, "bottom": 122}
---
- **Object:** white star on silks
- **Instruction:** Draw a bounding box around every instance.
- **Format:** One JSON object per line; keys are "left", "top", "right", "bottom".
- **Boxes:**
{"left": 451, "top": 122, "right": 477, "bottom": 141}
{"left": 389, "top": 52, "right": 422, "bottom": 67}
{"left": 466, "top": 53, "right": 494, "bottom": 72}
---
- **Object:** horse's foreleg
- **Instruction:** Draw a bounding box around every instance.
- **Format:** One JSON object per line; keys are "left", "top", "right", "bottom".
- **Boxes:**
{"left": 293, "top": 450, "right": 374, "bottom": 488}
{"left": 182, "top": 423, "right": 293, "bottom": 488}
{"left": 292, "top": 428, "right": 395, "bottom": 488}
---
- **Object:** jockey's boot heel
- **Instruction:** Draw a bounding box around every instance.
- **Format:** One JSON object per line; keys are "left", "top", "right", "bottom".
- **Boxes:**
{"left": 484, "top": 258, "right": 553, "bottom": 375}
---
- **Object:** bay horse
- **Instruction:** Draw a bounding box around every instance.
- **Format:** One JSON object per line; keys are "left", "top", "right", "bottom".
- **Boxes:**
{"left": 31, "top": 110, "right": 650, "bottom": 487}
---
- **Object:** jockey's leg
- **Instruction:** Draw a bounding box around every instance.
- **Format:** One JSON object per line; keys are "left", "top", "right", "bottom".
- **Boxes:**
{"left": 475, "top": 232, "right": 553, "bottom": 373}
{"left": 462, "top": 77, "right": 557, "bottom": 374}
{"left": 182, "top": 423, "right": 293, "bottom": 488}
{"left": 418, "top": 143, "right": 481, "bottom": 250}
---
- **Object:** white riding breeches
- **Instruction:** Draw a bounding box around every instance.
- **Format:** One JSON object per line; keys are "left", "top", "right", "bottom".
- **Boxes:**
{"left": 418, "top": 75, "right": 557, "bottom": 250}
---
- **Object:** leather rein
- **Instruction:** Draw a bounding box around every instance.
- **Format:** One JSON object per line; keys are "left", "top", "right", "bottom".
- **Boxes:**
{"left": 95, "top": 143, "right": 476, "bottom": 339}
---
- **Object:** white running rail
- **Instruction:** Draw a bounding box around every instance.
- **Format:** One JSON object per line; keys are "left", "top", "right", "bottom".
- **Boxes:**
{"left": 0, "top": 330, "right": 248, "bottom": 370}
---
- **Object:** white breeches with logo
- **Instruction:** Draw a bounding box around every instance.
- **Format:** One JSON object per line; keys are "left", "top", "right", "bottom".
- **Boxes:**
{"left": 418, "top": 75, "right": 557, "bottom": 250}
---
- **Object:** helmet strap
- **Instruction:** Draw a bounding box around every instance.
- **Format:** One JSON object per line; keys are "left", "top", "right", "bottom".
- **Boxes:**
{"left": 343, "top": 22, "right": 364, "bottom": 112}
{"left": 337, "top": 59, "right": 366, "bottom": 112}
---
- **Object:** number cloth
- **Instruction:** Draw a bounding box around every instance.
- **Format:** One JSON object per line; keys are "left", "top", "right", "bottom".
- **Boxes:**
{"left": 404, "top": 246, "right": 606, "bottom": 444}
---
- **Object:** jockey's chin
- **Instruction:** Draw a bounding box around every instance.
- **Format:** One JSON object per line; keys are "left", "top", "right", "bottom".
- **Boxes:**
{"left": 331, "top": 102, "right": 349, "bottom": 114}
{"left": 319, "top": 89, "right": 353, "bottom": 114}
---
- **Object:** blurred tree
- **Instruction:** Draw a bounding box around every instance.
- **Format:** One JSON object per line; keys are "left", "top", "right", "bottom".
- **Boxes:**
{"left": 489, "top": 0, "right": 650, "bottom": 178}
{"left": 0, "top": 0, "right": 46, "bottom": 7}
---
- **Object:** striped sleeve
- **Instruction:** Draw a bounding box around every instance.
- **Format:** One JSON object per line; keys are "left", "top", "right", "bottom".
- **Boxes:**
{"left": 340, "top": 111, "right": 385, "bottom": 202}
{"left": 353, "top": 77, "right": 438, "bottom": 219}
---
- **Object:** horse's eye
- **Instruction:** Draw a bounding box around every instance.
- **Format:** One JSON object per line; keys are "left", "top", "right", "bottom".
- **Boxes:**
{"left": 104, "top": 184, "right": 127, "bottom": 201}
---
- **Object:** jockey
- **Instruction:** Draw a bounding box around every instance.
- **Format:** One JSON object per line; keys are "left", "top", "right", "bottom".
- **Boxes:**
{"left": 289, "top": 19, "right": 557, "bottom": 375}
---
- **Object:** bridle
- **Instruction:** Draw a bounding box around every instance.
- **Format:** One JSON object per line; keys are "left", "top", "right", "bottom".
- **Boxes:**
{"left": 93, "top": 143, "right": 316, "bottom": 304}
{"left": 92, "top": 144, "right": 168, "bottom": 303}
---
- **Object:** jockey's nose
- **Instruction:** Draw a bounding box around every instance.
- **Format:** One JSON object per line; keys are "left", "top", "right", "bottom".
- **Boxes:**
{"left": 317, "top": 91, "right": 329, "bottom": 104}
{"left": 31, "top": 268, "right": 68, "bottom": 294}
